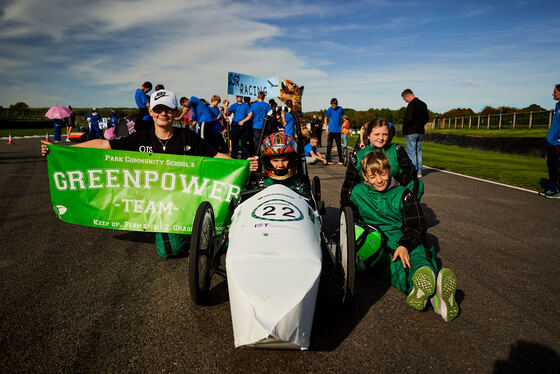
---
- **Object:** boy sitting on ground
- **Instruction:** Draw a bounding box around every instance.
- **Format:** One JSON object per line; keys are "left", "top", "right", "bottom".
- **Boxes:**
{"left": 304, "top": 136, "right": 327, "bottom": 165}
{"left": 350, "top": 150, "right": 459, "bottom": 322}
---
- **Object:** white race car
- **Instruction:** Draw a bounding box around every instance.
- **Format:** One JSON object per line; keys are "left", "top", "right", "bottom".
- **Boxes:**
{"left": 188, "top": 176, "right": 356, "bottom": 350}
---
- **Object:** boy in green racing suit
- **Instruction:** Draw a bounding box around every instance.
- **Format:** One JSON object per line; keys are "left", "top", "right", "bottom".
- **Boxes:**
{"left": 350, "top": 150, "right": 459, "bottom": 322}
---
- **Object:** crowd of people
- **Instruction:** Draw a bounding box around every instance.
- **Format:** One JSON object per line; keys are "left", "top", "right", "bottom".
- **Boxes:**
{"left": 41, "top": 81, "right": 560, "bottom": 325}
{"left": 126, "top": 82, "right": 359, "bottom": 169}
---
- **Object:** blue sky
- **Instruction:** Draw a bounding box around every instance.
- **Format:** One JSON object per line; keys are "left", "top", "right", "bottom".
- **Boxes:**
{"left": 0, "top": 0, "right": 558, "bottom": 112}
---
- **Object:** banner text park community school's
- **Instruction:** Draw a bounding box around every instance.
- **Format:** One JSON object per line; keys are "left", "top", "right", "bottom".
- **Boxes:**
{"left": 47, "top": 145, "right": 250, "bottom": 234}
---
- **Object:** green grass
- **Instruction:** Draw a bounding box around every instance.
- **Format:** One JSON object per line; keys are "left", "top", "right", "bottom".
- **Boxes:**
{"left": 426, "top": 128, "right": 548, "bottom": 138}
{"left": 347, "top": 135, "right": 547, "bottom": 191}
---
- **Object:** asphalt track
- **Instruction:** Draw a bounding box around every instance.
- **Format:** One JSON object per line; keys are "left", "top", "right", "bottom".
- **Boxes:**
{"left": 1, "top": 138, "right": 559, "bottom": 373}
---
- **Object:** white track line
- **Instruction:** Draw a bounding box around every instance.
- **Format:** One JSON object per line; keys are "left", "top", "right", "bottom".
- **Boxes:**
{"left": 1, "top": 135, "right": 44, "bottom": 139}
{"left": 424, "top": 166, "right": 538, "bottom": 194}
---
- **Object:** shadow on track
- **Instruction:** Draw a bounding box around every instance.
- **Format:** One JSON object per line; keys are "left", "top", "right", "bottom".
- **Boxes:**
{"left": 114, "top": 231, "right": 155, "bottom": 243}
{"left": 312, "top": 269, "right": 390, "bottom": 351}
{"left": 493, "top": 340, "right": 560, "bottom": 374}
{"left": 421, "top": 203, "right": 439, "bottom": 228}
{"left": 311, "top": 206, "right": 390, "bottom": 351}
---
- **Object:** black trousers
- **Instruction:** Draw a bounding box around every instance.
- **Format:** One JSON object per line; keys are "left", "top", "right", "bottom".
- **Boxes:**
{"left": 136, "top": 108, "right": 153, "bottom": 132}
{"left": 315, "top": 128, "right": 323, "bottom": 147}
{"left": 546, "top": 144, "right": 560, "bottom": 190}
{"left": 326, "top": 132, "right": 343, "bottom": 163}
{"left": 199, "top": 122, "right": 213, "bottom": 143}
{"left": 230, "top": 122, "right": 246, "bottom": 159}
{"left": 230, "top": 122, "right": 251, "bottom": 159}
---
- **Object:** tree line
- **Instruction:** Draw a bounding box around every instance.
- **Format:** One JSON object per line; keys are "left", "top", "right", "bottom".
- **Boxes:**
{"left": 304, "top": 103, "right": 548, "bottom": 129}
{"left": 2, "top": 101, "right": 550, "bottom": 130}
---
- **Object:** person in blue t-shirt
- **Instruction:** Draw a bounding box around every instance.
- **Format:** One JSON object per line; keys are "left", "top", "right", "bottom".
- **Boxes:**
{"left": 134, "top": 81, "right": 153, "bottom": 132}
{"left": 304, "top": 136, "right": 327, "bottom": 165}
{"left": 324, "top": 97, "right": 344, "bottom": 165}
{"left": 85, "top": 108, "right": 102, "bottom": 139}
{"left": 109, "top": 110, "right": 118, "bottom": 128}
{"left": 208, "top": 95, "right": 226, "bottom": 151}
{"left": 175, "top": 97, "right": 194, "bottom": 129}
{"left": 241, "top": 91, "right": 270, "bottom": 154}
{"left": 187, "top": 95, "right": 217, "bottom": 142}
{"left": 540, "top": 83, "right": 560, "bottom": 199}
{"left": 282, "top": 99, "right": 296, "bottom": 138}
{"left": 243, "top": 97, "right": 254, "bottom": 155}
{"left": 224, "top": 95, "right": 251, "bottom": 159}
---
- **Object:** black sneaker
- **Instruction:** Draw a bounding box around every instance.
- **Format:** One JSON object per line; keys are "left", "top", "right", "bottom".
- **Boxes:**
{"left": 538, "top": 189, "right": 557, "bottom": 197}
{"left": 546, "top": 191, "right": 560, "bottom": 199}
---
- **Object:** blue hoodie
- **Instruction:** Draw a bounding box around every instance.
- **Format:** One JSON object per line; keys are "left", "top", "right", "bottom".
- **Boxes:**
{"left": 188, "top": 96, "right": 215, "bottom": 123}
{"left": 547, "top": 102, "right": 560, "bottom": 146}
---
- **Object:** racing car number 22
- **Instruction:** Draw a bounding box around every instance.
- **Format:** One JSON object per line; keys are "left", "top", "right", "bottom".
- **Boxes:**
{"left": 251, "top": 199, "right": 304, "bottom": 222}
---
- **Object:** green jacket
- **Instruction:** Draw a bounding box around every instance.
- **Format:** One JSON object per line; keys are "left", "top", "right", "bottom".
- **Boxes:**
{"left": 355, "top": 143, "right": 423, "bottom": 200}
{"left": 349, "top": 178, "right": 425, "bottom": 252}
{"left": 356, "top": 143, "right": 400, "bottom": 177}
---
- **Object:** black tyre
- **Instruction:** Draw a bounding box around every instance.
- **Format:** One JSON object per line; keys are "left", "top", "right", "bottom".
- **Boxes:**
{"left": 189, "top": 202, "right": 215, "bottom": 305}
{"left": 311, "top": 176, "right": 321, "bottom": 204}
{"left": 339, "top": 206, "right": 356, "bottom": 306}
{"left": 343, "top": 147, "right": 349, "bottom": 166}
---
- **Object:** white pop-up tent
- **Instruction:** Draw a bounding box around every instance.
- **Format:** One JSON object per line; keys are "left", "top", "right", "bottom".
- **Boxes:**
{"left": 226, "top": 184, "right": 322, "bottom": 349}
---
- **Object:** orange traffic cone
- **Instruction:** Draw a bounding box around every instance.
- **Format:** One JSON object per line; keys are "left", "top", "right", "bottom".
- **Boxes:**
{"left": 6, "top": 132, "right": 15, "bottom": 145}
{"left": 45, "top": 131, "right": 49, "bottom": 142}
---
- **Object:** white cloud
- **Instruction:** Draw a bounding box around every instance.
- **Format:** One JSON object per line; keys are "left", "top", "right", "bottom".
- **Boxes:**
{"left": 0, "top": 0, "right": 558, "bottom": 113}
{"left": 0, "top": 0, "right": 328, "bottom": 107}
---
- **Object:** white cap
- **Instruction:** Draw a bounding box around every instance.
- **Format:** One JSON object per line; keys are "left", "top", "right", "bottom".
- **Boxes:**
{"left": 150, "top": 89, "right": 177, "bottom": 110}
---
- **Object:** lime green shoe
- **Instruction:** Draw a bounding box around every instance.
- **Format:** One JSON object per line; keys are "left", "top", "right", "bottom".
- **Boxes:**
{"left": 430, "top": 268, "right": 459, "bottom": 322}
{"left": 406, "top": 266, "right": 436, "bottom": 310}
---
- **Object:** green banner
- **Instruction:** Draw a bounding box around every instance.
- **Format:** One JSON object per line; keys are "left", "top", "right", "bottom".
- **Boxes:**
{"left": 47, "top": 145, "right": 250, "bottom": 234}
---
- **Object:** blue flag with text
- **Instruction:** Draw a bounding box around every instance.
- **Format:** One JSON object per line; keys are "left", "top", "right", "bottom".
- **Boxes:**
{"left": 227, "top": 72, "right": 280, "bottom": 98}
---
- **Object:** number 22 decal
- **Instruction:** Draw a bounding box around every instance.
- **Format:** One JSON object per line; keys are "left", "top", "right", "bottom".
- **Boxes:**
{"left": 262, "top": 206, "right": 295, "bottom": 218}
{"left": 252, "top": 199, "right": 304, "bottom": 221}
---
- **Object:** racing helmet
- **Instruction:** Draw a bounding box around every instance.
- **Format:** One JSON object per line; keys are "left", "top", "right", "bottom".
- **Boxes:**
{"left": 354, "top": 222, "right": 384, "bottom": 271}
{"left": 261, "top": 132, "right": 298, "bottom": 180}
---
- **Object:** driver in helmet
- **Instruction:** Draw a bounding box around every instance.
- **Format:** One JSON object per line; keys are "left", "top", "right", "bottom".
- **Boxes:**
{"left": 247, "top": 132, "right": 310, "bottom": 199}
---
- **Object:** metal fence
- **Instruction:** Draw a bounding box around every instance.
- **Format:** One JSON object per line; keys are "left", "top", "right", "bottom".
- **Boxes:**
{"left": 430, "top": 110, "right": 554, "bottom": 130}
{"left": 0, "top": 110, "right": 47, "bottom": 121}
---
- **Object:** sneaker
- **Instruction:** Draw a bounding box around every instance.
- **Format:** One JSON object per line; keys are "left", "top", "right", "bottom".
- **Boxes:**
{"left": 430, "top": 268, "right": 459, "bottom": 322}
{"left": 417, "top": 172, "right": 422, "bottom": 178}
{"left": 546, "top": 191, "right": 560, "bottom": 199}
{"left": 538, "top": 189, "right": 557, "bottom": 197}
{"left": 337, "top": 162, "right": 344, "bottom": 165}
{"left": 66, "top": 138, "right": 71, "bottom": 142}
{"left": 327, "top": 162, "right": 335, "bottom": 165}
{"left": 406, "top": 266, "right": 436, "bottom": 310}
